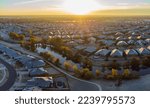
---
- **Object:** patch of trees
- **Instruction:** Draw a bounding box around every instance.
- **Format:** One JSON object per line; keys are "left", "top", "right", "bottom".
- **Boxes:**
{"left": 47, "top": 38, "right": 93, "bottom": 70}
{"left": 142, "top": 56, "right": 150, "bottom": 68}
{"left": 63, "top": 62, "right": 93, "bottom": 80}
{"left": 39, "top": 52, "right": 60, "bottom": 65}
{"left": 21, "top": 36, "right": 40, "bottom": 52}
{"left": 82, "top": 58, "right": 93, "bottom": 71}
{"left": 104, "top": 68, "right": 139, "bottom": 81}
{"left": 130, "top": 57, "right": 140, "bottom": 71}
{"left": 9, "top": 32, "right": 25, "bottom": 41}
{"left": 21, "top": 41, "right": 36, "bottom": 52}
{"left": 75, "top": 68, "right": 93, "bottom": 80}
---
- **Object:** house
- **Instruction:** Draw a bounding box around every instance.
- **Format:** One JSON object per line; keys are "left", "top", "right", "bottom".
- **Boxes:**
{"left": 4, "top": 49, "right": 20, "bottom": 59}
{"left": 15, "top": 55, "right": 34, "bottom": 65}
{"left": 0, "top": 44, "right": 5, "bottom": 52}
{"left": 110, "top": 49, "right": 123, "bottom": 57}
{"left": 26, "top": 59, "right": 45, "bottom": 69}
{"left": 136, "top": 36, "right": 142, "bottom": 40}
{"left": 27, "top": 77, "right": 53, "bottom": 88}
{"left": 15, "top": 55, "right": 45, "bottom": 69}
{"left": 74, "top": 39, "right": 84, "bottom": 44}
{"left": 97, "top": 35, "right": 106, "bottom": 39}
{"left": 127, "top": 40, "right": 136, "bottom": 45}
{"left": 95, "top": 49, "right": 111, "bottom": 56}
{"left": 136, "top": 47, "right": 150, "bottom": 55}
{"left": 136, "top": 40, "right": 147, "bottom": 46}
{"left": 128, "top": 36, "right": 136, "bottom": 40}
{"left": 117, "top": 41, "right": 128, "bottom": 46}
{"left": 101, "top": 40, "right": 115, "bottom": 46}
{"left": 88, "top": 37, "right": 96, "bottom": 44}
{"left": 125, "top": 49, "right": 138, "bottom": 56}
{"left": 115, "top": 32, "right": 124, "bottom": 36}
{"left": 116, "top": 36, "right": 124, "bottom": 41}
{"left": 147, "top": 46, "right": 150, "bottom": 50}
{"left": 0, "top": 44, "right": 20, "bottom": 59}
{"left": 23, "top": 86, "right": 42, "bottom": 91}
{"left": 74, "top": 45, "right": 86, "bottom": 50}
{"left": 145, "top": 38, "right": 150, "bottom": 44}
{"left": 0, "top": 44, "right": 8, "bottom": 54}
{"left": 29, "top": 68, "right": 49, "bottom": 77}
{"left": 84, "top": 46, "right": 96, "bottom": 53}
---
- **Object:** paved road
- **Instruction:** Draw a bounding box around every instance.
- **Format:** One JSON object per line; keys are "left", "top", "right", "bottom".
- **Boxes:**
{"left": 0, "top": 41, "right": 102, "bottom": 91}
{"left": 0, "top": 58, "right": 17, "bottom": 91}
{"left": 46, "top": 62, "right": 102, "bottom": 91}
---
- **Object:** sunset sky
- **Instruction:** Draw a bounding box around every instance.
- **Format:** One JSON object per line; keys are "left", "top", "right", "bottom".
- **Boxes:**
{"left": 0, "top": 0, "right": 150, "bottom": 15}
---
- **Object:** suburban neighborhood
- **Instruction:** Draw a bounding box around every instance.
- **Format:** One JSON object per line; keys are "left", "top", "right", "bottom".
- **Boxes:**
{"left": 0, "top": 16, "right": 150, "bottom": 91}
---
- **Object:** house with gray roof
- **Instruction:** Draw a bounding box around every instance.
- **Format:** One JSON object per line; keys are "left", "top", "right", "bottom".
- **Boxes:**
{"left": 26, "top": 59, "right": 45, "bottom": 69}
{"left": 127, "top": 40, "right": 136, "bottom": 45}
{"left": 136, "top": 47, "right": 150, "bottom": 55}
{"left": 29, "top": 68, "right": 49, "bottom": 77}
{"left": 84, "top": 46, "right": 96, "bottom": 53}
{"left": 15, "top": 55, "right": 45, "bottom": 69}
{"left": 145, "top": 38, "right": 150, "bottom": 44}
{"left": 110, "top": 49, "right": 123, "bottom": 57}
{"left": 27, "top": 77, "right": 53, "bottom": 88}
{"left": 95, "top": 49, "right": 111, "bottom": 56}
{"left": 0, "top": 44, "right": 20, "bottom": 59}
{"left": 117, "top": 41, "right": 128, "bottom": 46}
{"left": 125, "top": 49, "right": 138, "bottom": 56}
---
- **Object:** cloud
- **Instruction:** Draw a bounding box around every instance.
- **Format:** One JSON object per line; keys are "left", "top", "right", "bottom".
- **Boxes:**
{"left": 116, "top": 3, "right": 129, "bottom": 6}
{"left": 13, "top": 0, "right": 51, "bottom": 5}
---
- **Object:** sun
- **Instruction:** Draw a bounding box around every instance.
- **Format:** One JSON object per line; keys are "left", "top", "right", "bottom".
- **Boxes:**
{"left": 62, "top": 0, "right": 101, "bottom": 15}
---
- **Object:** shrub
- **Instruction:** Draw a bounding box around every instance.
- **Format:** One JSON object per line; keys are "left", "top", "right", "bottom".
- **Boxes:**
{"left": 64, "top": 61, "right": 72, "bottom": 71}
{"left": 130, "top": 57, "right": 140, "bottom": 71}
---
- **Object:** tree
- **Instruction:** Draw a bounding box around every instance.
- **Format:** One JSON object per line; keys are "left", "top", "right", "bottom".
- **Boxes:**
{"left": 30, "top": 36, "right": 37, "bottom": 44}
{"left": 142, "top": 56, "right": 150, "bottom": 67}
{"left": 9, "top": 32, "right": 25, "bottom": 41}
{"left": 39, "top": 52, "right": 53, "bottom": 61}
{"left": 73, "top": 65, "right": 82, "bottom": 76}
{"left": 123, "top": 61, "right": 130, "bottom": 69}
{"left": 27, "top": 29, "right": 33, "bottom": 36}
{"left": 123, "top": 69, "right": 130, "bottom": 77}
{"left": 112, "top": 68, "right": 118, "bottom": 76}
{"left": 110, "top": 60, "right": 120, "bottom": 70}
{"left": 84, "top": 71, "right": 93, "bottom": 80}
{"left": 73, "top": 54, "right": 82, "bottom": 63}
{"left": 9, "top": 32, "right": 19, "bottom": 40}
{"left": 83, "top": 58, "right": 93, "bottom": 70}
{"left": 19, "top": 34, "right": 25, "bottom": 40}
{"left": 22, "top": 42, "right": 31, "bottom": 50}
{"left": 30, "top": 45, "right": 36, "bottom": 52}
{"left": 130, "top": 57, "right": 140, "bottom": 71}
{"left": 95, "top": 69, "right": 101, "bottom": 77}
{"left": 64, "top": 61, "right": 72, "bottom": 71}
{"left": 48, "top": 37, "right": 64, "bottom": 47}
{"left": 81, "top": 68, "right": 93, "bottom": 80}
{"left": 53, "top": 58, "right": 60, "bottom": 66}
{"left": 41, "top": 38, "right": 47, "bottom": 49}
{"left": 82, "top": 36, "right": 89, "bottom": 44}
{"left": 73, "top": 65, "right": 78, "bottom": 73}
{"left": 61, "top": 46, "right": 73, "bottom": 59}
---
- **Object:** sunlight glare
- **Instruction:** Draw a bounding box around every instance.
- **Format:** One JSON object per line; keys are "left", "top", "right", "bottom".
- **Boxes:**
{"left": 62, "top": 0, "right": 102, "bottom": 15}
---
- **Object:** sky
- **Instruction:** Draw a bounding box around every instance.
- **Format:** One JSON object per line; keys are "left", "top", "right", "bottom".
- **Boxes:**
{"left": 0, "top": 0, "right": 150, "bottom": 15}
